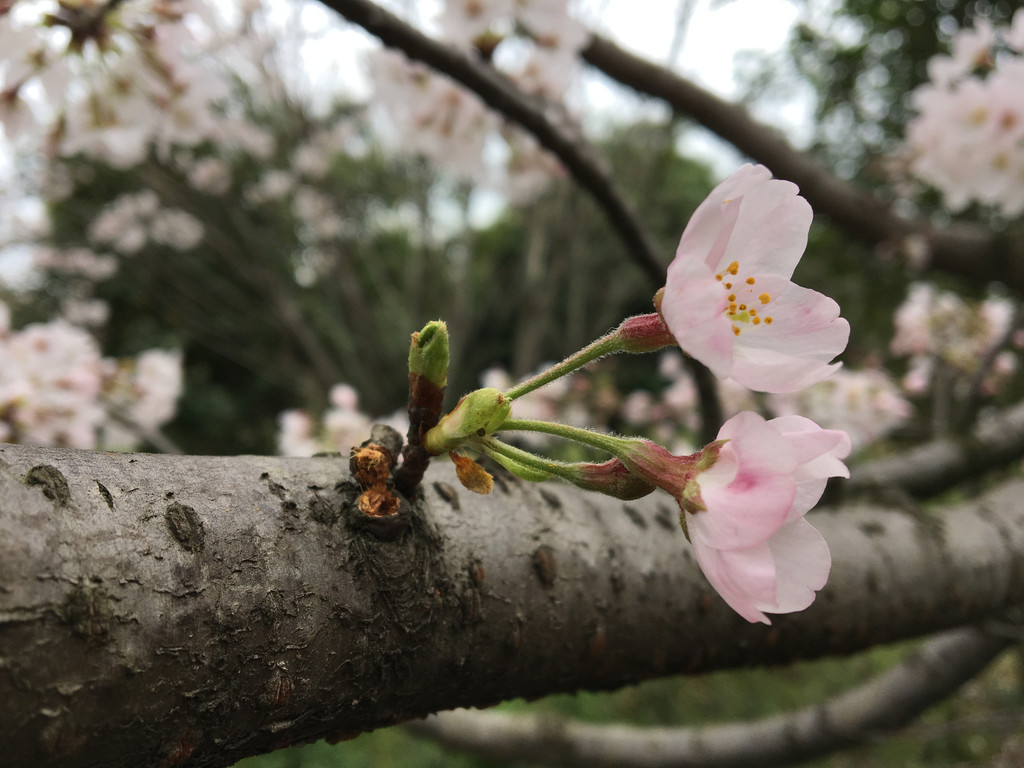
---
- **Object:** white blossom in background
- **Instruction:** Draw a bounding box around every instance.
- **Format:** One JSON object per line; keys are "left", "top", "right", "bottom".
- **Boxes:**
{"left": 0, "top": 307, "right": 106, "bottom": 448}
{"left": 184, "top": 156, "right": 234, "bottom": 195}
{"left": 768, "top": 368, "right": 912, "bottom": 451}
{"left": 32, "top": 246, "right": 119, "bottom": 280}
{"left": 244, "top": 170, "right": 297, "bottom": 205}
{"left": 904, "top": 10, "right": 1024, "bottom": 216}
{"left": 291, "top": 124, "right": 358, "bottom": 181}
{"left": 99, "top": 349, "right": 185, "bottom": 450}
{"left": 150, "top": 209, "right": 205, "bottom": 250}
{"left": 0, "top": 301, "right": 183, "bottom": 450}
{"left": 89, "top": 191, "right": 204, "bottom": 254}
{"left": 277, "top": 409, "right": 320, "bottom": 457}
{"left": 129, "top": 350, "right": 185, "bottom": 431}
{"left": 367, "top": 48, "right": 498, "bottom": 185}
{"left": 276, "top": 383, "right": 409, "bottom": 457}
{"left": 61, "top": 298, "right": 110, "bottom": 328}
{"left": 0, "top": 0, "right": 297, "bottom": 172}
{"left": 294, "top": 186, "right": 346, "bottom": 242}
{"left": 1, "top": 0, "right": 227, "bottom": 163}
{"left": 437, "top": 0, "right": 514, "bottom": 46}
{"left": 890, "top": 281, "right": 1019, "bottom": 395}
{"left": 366, "top": 0, "right": 585, "bottom": 197}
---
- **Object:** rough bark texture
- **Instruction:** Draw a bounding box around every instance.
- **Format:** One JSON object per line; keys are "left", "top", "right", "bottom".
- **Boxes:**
{"left": 2, "top": 443, "right": 1024, "bottom": 767}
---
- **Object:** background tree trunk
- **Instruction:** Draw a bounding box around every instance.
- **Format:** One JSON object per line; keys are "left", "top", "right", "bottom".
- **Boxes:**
{"left": 2, "top": 443, "right": 1024, "bottom": 767}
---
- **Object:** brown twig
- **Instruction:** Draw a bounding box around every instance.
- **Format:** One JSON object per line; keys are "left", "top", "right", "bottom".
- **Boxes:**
{"left": 394, "top": 370, "right": 445, "bottom": 497}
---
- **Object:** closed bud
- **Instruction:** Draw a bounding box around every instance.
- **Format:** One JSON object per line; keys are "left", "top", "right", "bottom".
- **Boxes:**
{"left": 408, "top": 320, "right": 449, "bottom": 389}
{"left": 565, "top": 458, "right": 656, "bottom": 500}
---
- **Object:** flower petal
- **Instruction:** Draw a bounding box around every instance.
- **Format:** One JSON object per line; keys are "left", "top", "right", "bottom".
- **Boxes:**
{"left": 730, "top": 284, "right": 850, "bottom": 393}
{"left": 661, "top": 256, "right": 735, "bottom": 380}
{"left": 674, "top": 164, "right": 772, "bottom": 271}
{"left": 692, "top": 412, "right": 797, "bottom": 549}
{"left": 691, "top": 534, "right": 776, "bottom": 624}
{"left": 718, "top": 177, "right": 811, "bottom": 279}
{"left": 757, "top": 518, "right": 831, "bottom": 614}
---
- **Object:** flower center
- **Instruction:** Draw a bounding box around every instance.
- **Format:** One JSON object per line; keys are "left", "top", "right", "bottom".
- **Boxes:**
{"left": 715, "top": 260, "right": 774, "bottom": 337}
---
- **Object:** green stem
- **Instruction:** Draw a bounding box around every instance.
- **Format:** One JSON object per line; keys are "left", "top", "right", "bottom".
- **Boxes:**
{"left": 503, "top": 331, "right": 627, "bottom": 400}
{"left": 499, "top": 418, "right": 631, "bottom": 456}
{"left": 502, "top": 313, "right": 677, "bottom": 401}
{"left": 476, "top": 436, "right": 598, "bottom": 483}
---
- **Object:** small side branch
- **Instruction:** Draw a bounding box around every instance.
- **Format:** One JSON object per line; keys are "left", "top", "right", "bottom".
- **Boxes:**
{"left": 847, "top": 399, "right": 1024, "bottom": 498}
{"left": 408, "top": 622, "right": 1014, "bottom": 768}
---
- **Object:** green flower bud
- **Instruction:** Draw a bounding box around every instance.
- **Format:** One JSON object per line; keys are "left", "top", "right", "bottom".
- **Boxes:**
{"left": 408, "top": 320, "right": 449, "bottom": 389}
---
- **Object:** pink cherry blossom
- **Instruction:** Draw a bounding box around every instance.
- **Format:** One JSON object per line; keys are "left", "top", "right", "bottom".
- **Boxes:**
{"left": 618, "top": 410, "right": 850, "bottom": 624}
{"left": 660, "top": 164, "right": 849, "bottom": 393}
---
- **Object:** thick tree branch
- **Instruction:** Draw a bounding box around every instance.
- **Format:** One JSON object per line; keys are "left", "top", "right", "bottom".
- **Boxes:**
{"left": 580, "top": 34, "right": 1022, "bottom": 292}
{"left": 409, "top": 621, "right": 1015, "bottom": 768}
{"left": 316, "top": 0, "right": 664, "bottom": 286}
{"left": 847, "top": 400, "right": 1024, "bottom": 498}
{"left": 3, "top": 443, "right": 1024, "bottom": 766}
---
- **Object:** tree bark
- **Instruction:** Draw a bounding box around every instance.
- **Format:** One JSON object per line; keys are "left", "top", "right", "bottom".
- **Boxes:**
{"left": 2, "top": 443, "right": 1024, "bottom": 767}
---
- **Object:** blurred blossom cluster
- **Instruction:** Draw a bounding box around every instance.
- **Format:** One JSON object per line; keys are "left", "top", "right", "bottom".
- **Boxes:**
{"left": 905, "top": 10, "right": 1024, "bottom": 215}
{"left": 0, "top": 301, "right": 182, "bottom": 449}
{"left": 624, "top": 352, "right": 911, "bottom": 454}
{"left": 891, "top": 281, "right": 1019, "bottom": 395}
{"left": 767, "top": 368, "right": 911, "bottom": 451}
{"left": 89, "top": 191, "right": 204, "bottom": 255}
{"left": 367, "top": 0, "right": 585, "bottom": 199}
{"left": 0, "top": 0, "right": 231, "bottom": 166}
{"left": 277, "top": 384, "right": 408, "bottom": 457}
